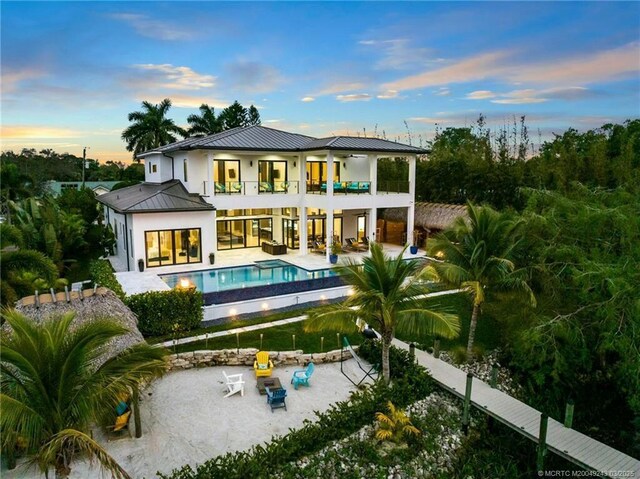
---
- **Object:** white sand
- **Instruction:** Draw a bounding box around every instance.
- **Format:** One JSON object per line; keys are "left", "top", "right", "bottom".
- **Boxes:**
{"left": 4, "top": 360, "right": 369, "bottom": 479}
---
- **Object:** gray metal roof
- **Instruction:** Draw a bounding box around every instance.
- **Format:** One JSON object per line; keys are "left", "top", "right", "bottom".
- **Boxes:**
{"left": 302, "top": 136, "right": 427, "bottom": 154}
{"left": 138, "top": 125, "right": 428, "bottom": 156}
{"left": 97, "top": 180, "right": 215, "bottom": 214}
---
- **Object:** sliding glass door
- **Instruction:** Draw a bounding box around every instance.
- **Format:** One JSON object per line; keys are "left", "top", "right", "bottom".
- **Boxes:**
{"left": 217, "top": 218, "right": 273, "bottom": 250}
{"left": 145, "top": 228, "right": 201, "bottom": 268}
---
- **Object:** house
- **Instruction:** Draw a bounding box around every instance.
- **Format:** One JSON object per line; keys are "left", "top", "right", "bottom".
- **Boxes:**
{"left": 45, "top": 180, "right": 121, "bottom": 196}
{"left": 97, "top": 125, "right": 426, "bottom": 272}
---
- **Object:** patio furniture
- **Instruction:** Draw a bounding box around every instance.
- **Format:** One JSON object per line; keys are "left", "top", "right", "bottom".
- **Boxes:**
{"left": 106, "top": 401, "right": 132, "bottom": 440}
{"left": 266, "top": 386, "right": 287, "bottom": 412}
{"left": 257, "top": 376, "right": 282, "bottom": 395}
{"left": 262, "top": 241, "right": 287, "bottom": 255}
{"left": 254, "top": 351, "right": 274, "bottom": 378}
{"left": 341, "top": 336, "right": 378, "bottom": 386}
{"left": 291, "top": 362, "right": 315, "bottom": 389}
{"left": 223, "top": 371, "right": 245, "bottom": 398}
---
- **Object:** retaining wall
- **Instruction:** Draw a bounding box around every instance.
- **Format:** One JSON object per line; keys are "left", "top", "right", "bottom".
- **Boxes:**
{"left": 167, "top": 347, "right": 353, "bottom": 371}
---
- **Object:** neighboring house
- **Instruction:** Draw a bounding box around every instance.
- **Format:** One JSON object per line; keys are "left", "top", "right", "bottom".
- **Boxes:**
{"left": 97, "top": 125, "right": 426, "bottom": 272}
{"left": 45, "top": 181, "right": 121, "bottom": 196}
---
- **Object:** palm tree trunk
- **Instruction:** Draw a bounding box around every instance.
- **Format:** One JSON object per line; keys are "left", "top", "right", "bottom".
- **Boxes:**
{"left": 55, "top": 451, "right": 71, "bottom": 478}
{"left": 381, "top": 333, "right": 392, "bottom": 385}
{"left": 466, "top": 302, "right": 480, "bottom": 362}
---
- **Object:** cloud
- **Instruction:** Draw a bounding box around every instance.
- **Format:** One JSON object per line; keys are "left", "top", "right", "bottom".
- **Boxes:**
{"left": 301, "top": 97, "right": 315, "bottom": 102}
{"left": 466, "top": 90, "right": 496, "bottom": 100}
{"left": 316, "top": 81, "right": 368, "bottom": 96}
{"left": 109, "top": 13, "right": 198, "bottom": 41}
{"left": 336, "top": 94, "right": 372, "bottom": 102}
{"left": 1, "top": 125, "right": 81, "bottom": 139}
{"left": 377, "top": 90, "right": 400, "bottom": 100}
{"left": 434, "top": 87, "right": 450, "bottom": 96}
{"left": 509, "top": 42, "right": 640, "bottom": 84}
{"left": 489, "top": 87, "right": 592, "bottom": 104}
{"left": 1, "top": 67, "right": 47, "bottom": 94}
{"left": 407, "top": 117, "right": 452, "bottom": 124}
{"left": 130, "top": 64, "right": 215, "bottom": 90}
{"left": 224, "top": 61, "right": 285, "bottom": 93}
{"left": 139, "top": 94, "right": 229, "bottom": 109}
{"left": 359, "top": 38, "right": 436, "bottom": 70}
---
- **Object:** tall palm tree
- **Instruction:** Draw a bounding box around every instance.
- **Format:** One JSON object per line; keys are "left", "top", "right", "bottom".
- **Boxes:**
{"left": 186, "top": 104, "right": 222, "bottom": 137}
{"left": 306, "top": 243, "right": 460, "bottom": 384}
{"left": 0, "top": 310, "right": 167, "bottom": 478}
{"left": 121, "top": 98, "right": 187, "bottom": 159}
{"left": 429, "top": 202, "right": 536, "bottom": 362}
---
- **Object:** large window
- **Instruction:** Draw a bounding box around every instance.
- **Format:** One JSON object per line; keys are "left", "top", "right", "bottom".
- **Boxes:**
{"left": 258, "top": 161, "right": 288, "bottom": 192}
{"left": 145, "top": 228, "right": 201, "bottom": 268}
{"left": 214, "top": 160, "right": 240, "bottom": 193}
{"left": 306, "top": 162, "right": 340, "bottom": 192}
{"left": 217, "top": 218, "right": 273, "bottom": 250}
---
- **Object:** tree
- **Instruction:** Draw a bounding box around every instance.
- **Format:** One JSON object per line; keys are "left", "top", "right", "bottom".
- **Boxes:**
{"left": 187, "top": 104, "right": 223, "bottom": 137}
{"left": 219, "top": 100, "right": 249, "bottom": 130}
{"left": 247, "top": 105, "right": 261, "bottom": 126}
{"left": 306, "top": 242, "right": 460, "bottom": 384}
{"left": 429, "top": 203, "right": 535, "bottom": 362}
{"left": 121, "top": 99, "right": 187, "bottom": 159}
{"left": 0, "top": 310, "right": 167, "bottom": 478}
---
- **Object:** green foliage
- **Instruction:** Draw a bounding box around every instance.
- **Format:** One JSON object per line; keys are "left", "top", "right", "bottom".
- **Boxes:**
{"left": 187, "top": 104, "right": 223, "bottom": 137}
{"left": 126, "top": 289, "right": 204, "bottom": 336}
{"left": 89, "top": 259, "right": 125, "bottom": 300}
{"left": 0, "top": 248, "right": 59, "bottom": 306}
{"left": 158, "top": 344, "right": 434, "bottom": 479}
{"left": 121, "top": 98, "right": 187, "bottom": 159}
{"left": 306, "top": 243, "right": 459, "bottom": 384}
{"left": 0, "top": 310, "right": 167, "bottom": 477}
{"left": 375, "top": 401, "right": 420, "bottom": 443}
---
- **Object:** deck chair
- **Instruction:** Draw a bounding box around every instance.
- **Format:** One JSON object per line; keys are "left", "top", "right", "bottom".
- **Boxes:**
{"left": 341, "top": 336, "right": 378, "bottom": 386}
{"left": 266, "top": 387, "right": 287, "bottom": 412}
{"left": 223, "top": 371, "right": 245, "bottom": 398}
{"left": 254, "top": 351, "right": 274, "bottom": 378}
{"left": 106, "top": 409, "right": 131, "bottom": 440}
{"left": 291, "top": 362, "right": 315, "bottom": 389}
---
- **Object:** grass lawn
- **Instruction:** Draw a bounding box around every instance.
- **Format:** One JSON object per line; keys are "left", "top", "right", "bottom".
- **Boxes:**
{"left": 167, "top": 292, "right": 503, "bottom": 357}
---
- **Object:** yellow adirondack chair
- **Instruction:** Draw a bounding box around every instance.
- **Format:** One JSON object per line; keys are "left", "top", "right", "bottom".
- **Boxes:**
{"left": 254, "top": 351, "right": 274, "bottom": 378}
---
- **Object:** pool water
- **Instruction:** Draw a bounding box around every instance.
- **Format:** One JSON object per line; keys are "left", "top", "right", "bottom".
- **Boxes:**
{"left": 161, "top": 261, "right": 337, "bottom": 293}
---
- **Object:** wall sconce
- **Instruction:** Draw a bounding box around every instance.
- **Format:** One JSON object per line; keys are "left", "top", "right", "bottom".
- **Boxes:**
{"left": 293, "top": 161, "right": 296, "bottom": 167}
{"left": 250, "top": 161, "right": 253, "bottom": 167}
{"left": 343, "top": 162, "right": 347, "bottom": 169}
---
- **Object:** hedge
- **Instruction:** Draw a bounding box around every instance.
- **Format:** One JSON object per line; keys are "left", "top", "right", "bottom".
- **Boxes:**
{"left": 89, "top": 259, "right": 125, "bottom": 300}
{"left": 125, "top": 288, "right": 203, "bottom": 337}
{"left": 157, "top": 341, "right": 434, "bottom": 479}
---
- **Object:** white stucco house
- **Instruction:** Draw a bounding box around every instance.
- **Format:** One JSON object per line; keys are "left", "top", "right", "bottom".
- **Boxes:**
{"left": 97, "top": 125, "right": 425, "bottom": 272}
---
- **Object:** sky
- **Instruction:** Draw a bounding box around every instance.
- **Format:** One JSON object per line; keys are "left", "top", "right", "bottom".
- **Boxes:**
{"left": 1, "top": 1, "right": 639, "bottom": 163}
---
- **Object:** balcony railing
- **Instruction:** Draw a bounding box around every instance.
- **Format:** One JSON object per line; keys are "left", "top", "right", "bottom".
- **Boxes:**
{"left": 377, "top": 180, "right": 410, "bottom": 194}
{"left": 306, "top": 180, "right": 372, "bottom": 195}
{"left": 213, "top": 181, "right": 299, "bottom": 195}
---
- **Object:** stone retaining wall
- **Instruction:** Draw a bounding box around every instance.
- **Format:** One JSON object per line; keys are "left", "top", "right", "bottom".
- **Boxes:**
{"left": 167, "top": 347, "right": 354, "bottom": 371}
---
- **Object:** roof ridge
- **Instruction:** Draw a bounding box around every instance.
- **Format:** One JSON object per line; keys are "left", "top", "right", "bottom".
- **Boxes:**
{"left": 253, "top": 124, "right": 317, "bottom": 139}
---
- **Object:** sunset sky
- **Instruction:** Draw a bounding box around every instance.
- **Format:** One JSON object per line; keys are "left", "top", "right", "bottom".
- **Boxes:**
{"left": 1, "top": 1, "right": 639, "bottom": 163}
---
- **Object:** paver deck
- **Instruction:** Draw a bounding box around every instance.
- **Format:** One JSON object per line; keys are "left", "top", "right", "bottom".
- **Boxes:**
{"left": 393, "top": 338, "right": 640, "bottom": 476}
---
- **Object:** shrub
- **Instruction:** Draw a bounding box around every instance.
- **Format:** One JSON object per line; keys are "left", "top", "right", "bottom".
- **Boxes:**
{"left": 158, "top": 344, "right": 434, "bottom": 479}
{"left": 89, "top": 259, "right": 125, "bottom": 299}
{"left": 126, "top": 288, "right": 203, "bottom": 337}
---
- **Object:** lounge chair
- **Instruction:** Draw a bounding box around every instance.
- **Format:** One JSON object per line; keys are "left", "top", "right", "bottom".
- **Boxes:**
{"left": 106, "top": 401, "right": 131, "bottom": 440}
{"left": 341, "top": 336, "right": 378, "bottom": 386}
{"left": 223, "top": 371, "right": 245, "bottom": 397}
{"left": 291, "top": 362, "right": 315, "bottom": 389}
{"left": 254, "top": 351, "right": 274, "bottom": 378}
{"left": 266, "top": 387, "right": 287, "bottom": 412}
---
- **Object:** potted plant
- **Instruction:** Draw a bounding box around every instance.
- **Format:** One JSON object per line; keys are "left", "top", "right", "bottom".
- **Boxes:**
{"left": 409, "top": 231, "right": 420, "bottom": 255}
{"left": 209, "top": 252, "right": 215, "bottom": 265}
{"left": 329, "top": 240, "right": 341, "bottom": 264}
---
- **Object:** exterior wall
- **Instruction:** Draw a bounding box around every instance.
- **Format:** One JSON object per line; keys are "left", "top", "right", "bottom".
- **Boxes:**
{"left": 103, "top": 206, "right": 131, "bottom": 270}
{"left": 340, "top": 155, "right": 369, "bottom": 182}
{"left": 144, "top": 153, "right": 173, "bottom": 183}
{"left": 130, "top": 210, "right": 216, "bottom": 273}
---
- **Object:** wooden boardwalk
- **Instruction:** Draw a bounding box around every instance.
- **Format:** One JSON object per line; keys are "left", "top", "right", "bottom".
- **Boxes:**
{"left": 393, "top": 339, "right": 640, "bottom": 477}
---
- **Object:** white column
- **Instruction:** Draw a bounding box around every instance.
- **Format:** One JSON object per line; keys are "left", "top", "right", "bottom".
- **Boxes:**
{"left": 407, "top": 155, "right": 417, "bottom": 247}
{"left": 299, "top": 207, "right": 308, "bottom": 255}
{"left": 207, "top": 153, "right": 214, "bottom": 197}
{"left": 326, "top": 208, "right": 334, "bottom": 263}
{"left": 368, "top": 154, "right": 377, "bottom": 195}
{"left": 326, "top": 151, "right": 334, "bottom": 196}
{"left": 368, "top": 208, "right": 377, "bottom": 247}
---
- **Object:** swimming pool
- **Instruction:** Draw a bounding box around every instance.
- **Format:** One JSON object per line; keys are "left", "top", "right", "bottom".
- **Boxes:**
{"left": 161, "top": 261, "right": 338, "bottom": 294}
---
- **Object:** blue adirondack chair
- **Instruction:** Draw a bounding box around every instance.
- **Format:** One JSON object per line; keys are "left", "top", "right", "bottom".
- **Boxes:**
{"left": 265, "top": 387, "right": 287, "bottom": 412}
{"left": 291, "top": 362, "right": 315, "bottom": 390}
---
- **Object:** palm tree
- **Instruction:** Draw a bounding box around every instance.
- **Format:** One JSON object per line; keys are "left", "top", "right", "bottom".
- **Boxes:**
{"left": 121, "top": 98, "right": 187, "bottom": 159}
{"left": 0, "top": 310, "right": 167, "bottom": 478}
{"left": 306, "top": 242, "right": 460, "bottom": 384}
{"left": 429, "top": 202, "right": 536, "bottom": 362}
{"left": 186, "top": 104, "right": 223, "bottom": 137}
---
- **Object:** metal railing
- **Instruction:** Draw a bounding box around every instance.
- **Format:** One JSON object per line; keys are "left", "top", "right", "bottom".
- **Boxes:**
{"left": 377, "top": 180, "right": 410, "bottom": 194}
{"left": 305, "top": 180, "right": 372, "bottom": 195}
{"left": 213, "top": 180, "right": 299, "bottom": 195}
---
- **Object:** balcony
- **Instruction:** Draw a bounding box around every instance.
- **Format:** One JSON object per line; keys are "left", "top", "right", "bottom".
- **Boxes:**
{"left": 304, "top": 180, "right": 410, "bottom": 195}
{"left": 214, "top": 180, "right": 300, "bottom": 195}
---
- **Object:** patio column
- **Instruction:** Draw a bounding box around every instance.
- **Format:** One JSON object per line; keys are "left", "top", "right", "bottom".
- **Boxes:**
{"left": 407, "top": 155, "right": 417, "bottom": 247}
{"left": 368, "top": 154, "right": 377, "bottom": 195}
{"left": 326, "top": 208, "right": 334, "bottom": 263}
{"left": 368, "top": 207, "right": 377, "bottom": 247}
{"left": 208, "top": 153, "right": 214, "bottom": 197}
{"left": 326, "top": 151, "right": 334, "bottom": 196}
{"left": 300, "top": 206, "right": 308, "bottom": 255}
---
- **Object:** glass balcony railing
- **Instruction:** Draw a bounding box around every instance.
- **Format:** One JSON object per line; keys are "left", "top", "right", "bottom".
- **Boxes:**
{"left": 213, "top": 181, "right": 299, "bottom": 195}
{"left": 377, "top": 180, "right": 410, "bottom": 194}
{"left": 306, "top": 180, "right": 372, "bottom": 195}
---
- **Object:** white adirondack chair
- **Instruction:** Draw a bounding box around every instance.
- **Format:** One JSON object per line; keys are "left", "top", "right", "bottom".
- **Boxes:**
{"left": 223, "top": 371, "right": 245, "bottom": 398}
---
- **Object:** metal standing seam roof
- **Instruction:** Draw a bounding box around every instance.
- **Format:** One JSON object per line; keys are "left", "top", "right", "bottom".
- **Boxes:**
{"left": 96, "top": 180, "right": 215, "bottom": 214}
{"left": 138, "top": 125, "right": 428, "bottom": 156}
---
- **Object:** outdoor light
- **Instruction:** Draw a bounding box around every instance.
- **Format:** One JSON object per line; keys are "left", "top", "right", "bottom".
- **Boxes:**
{"left": 179, "top": 278, "right": 191, "bottom": 289}
{"left": 320, "top": 294, "right": 327, "bottom": 300}
{"left": 229, "top": 308, "right": 238, "bottom": 316}
{"left": 435, "top": 251, "right": 445, "bottom": 259}
{"left": 347, "top": 288, "right": 355, "bottom": 296}
{"left": 261, "top": 302, "right": 269, "bottom": 310}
